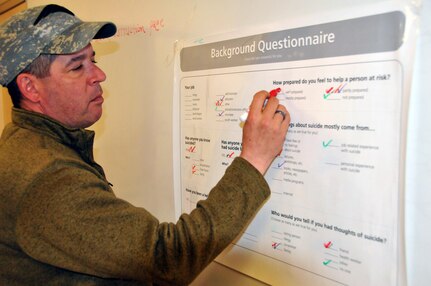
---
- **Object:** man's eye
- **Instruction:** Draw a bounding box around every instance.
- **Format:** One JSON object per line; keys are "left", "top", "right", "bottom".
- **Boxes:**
{"left": 71, "top": 64, "right": 83, "bottom": 71}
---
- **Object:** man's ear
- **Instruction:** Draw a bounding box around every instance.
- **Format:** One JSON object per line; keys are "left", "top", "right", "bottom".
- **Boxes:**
{"left": 16, "top": 73, "right": 41, "bottom": 103}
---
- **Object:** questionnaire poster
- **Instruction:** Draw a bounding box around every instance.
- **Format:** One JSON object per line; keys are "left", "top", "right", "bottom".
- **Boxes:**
{"left": 174, "top": 3, "right": 418, "bottom": 285}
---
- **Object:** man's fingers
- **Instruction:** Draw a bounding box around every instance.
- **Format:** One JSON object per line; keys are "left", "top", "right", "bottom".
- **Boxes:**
{"left": 273, "top": 104, "right": 288, "bottom": 121}
{"left": 248, "top": 91, "right": 269, "bottom": 118}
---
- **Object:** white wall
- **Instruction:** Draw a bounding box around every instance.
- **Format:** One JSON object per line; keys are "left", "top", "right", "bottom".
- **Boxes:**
{"left": 405, "top": 0, "right": 431, "bottom": 285}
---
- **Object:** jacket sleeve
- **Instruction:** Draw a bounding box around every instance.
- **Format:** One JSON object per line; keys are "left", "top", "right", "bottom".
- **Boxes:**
{"left": 15, "top": 156, "right": 270, "bottom": 285}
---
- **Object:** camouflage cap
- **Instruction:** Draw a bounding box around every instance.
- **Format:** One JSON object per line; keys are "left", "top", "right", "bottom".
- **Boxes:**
{"left": 0, "top": 4, "right": 117, "bottom": 86}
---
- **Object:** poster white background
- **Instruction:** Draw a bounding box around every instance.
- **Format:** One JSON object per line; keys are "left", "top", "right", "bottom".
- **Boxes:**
{"left": 175, "top": 3, "right": 416, "bottom": 285}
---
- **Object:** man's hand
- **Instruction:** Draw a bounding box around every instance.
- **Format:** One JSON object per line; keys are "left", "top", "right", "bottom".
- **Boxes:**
{"left": 240, "top": 90, "right": 290, "bottom": 175}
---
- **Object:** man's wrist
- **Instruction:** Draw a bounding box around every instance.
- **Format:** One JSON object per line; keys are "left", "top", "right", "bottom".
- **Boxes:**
{"left": 239, "top": 153, "right": 270, "bottom": 175}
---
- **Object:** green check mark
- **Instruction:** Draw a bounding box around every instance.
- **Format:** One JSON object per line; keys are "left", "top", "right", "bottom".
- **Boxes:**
{"left": 322, "top": 140, "right": 332, "bottom": 148}
{"left": 323, "top": 259, "right": 332, "bottom": 266}
{"left": 323, "top": 93, "right": 332, "bottom": 99}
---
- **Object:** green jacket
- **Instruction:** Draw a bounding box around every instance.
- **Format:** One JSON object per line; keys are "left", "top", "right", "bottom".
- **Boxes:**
{"left": 0, "top": 108, "right": 270, "bottom": 285}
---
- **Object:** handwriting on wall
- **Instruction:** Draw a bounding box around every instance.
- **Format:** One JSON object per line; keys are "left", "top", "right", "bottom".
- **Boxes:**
{"left": 98, "top": 18, "right": 165, "bottom": 40}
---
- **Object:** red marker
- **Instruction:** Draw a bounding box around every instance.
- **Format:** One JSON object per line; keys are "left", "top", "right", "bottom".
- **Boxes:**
{"left": 269, "top": 87, "right": 282, "bottom": 97}
{"left": 240, "top": 88, "right": 282, "bottom": 122}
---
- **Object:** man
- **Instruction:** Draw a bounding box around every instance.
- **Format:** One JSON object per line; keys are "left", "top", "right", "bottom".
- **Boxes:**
{"left": 0, "top": 4, "right": 290, "bottom": 285}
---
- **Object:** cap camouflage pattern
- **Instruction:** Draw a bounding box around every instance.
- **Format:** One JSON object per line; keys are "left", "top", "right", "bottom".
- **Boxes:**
{"left": 0, "top": 4, "right": 117, "bottom": 86}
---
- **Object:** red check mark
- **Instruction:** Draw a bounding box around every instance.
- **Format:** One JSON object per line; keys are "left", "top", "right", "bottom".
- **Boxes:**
{"left": 324, "top": 241, "right": 332, "bottom": 249}
{"left": 325, "top": 87, "right": 334, "bottom": 93}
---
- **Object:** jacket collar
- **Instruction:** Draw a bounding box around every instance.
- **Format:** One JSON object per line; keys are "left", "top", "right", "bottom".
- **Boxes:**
{"left": 11, "top": 108, "right": 96, "bottom": 159}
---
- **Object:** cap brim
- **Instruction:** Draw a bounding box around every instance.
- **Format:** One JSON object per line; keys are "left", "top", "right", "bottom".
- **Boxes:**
{"left": 93, "top": 22, "right": 117, "bottom": 39}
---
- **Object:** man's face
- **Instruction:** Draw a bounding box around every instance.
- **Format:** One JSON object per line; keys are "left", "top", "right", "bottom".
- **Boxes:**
{"left": 36, "top": 44, "right": 107, "bottom": 129}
